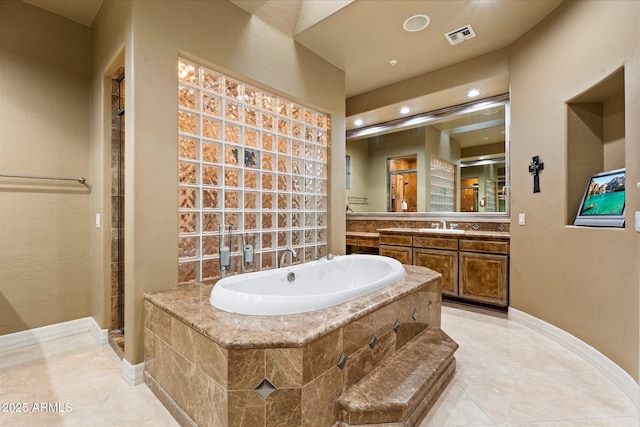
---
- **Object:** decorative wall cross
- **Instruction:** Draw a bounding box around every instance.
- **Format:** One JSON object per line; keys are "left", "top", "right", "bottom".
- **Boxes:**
{"left": 528, "top": 156, "right": 544, "bottom": 193}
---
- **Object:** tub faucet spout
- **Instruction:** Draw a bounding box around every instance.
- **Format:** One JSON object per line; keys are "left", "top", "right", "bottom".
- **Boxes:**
{"left": 279, "top": 248, "right": 297, "bottom": 268}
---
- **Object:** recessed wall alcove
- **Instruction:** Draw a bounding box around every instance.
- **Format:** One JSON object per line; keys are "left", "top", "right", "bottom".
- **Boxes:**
{"left": 566, "top": 67, "right": 625, "bottom": 226}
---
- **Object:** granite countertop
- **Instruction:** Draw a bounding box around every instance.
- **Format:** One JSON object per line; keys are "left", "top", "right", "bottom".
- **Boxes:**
{"left": 377, "top": 227, "right": 510, "bottom": 240}
{"left": 144, "top": 265, "right": 440, "bottom": 349}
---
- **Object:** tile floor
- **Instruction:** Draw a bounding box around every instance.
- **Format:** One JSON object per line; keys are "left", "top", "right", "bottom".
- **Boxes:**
{"left": 0, "top": 305, "right": 637, "bottom": 427}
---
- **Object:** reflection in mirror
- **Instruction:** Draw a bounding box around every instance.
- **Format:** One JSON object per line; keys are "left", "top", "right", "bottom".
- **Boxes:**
{"left": 346, "top": 94, "right": 509, "bottom": 214}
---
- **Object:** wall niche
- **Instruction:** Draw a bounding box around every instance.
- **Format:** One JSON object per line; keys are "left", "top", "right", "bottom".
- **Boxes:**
{"left": 566, "top": 67, "right": 625, "bottom": 226}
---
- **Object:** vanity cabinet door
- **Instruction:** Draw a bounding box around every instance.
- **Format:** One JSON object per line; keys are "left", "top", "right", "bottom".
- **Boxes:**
{"left": 380, "top": 245, "right": 412, "bottom": 264}
{"left": 413, "top": 248, "right": 458, "bottom": 296}
{"left": 459, "top": 252, "right": 508, "bottom": 307}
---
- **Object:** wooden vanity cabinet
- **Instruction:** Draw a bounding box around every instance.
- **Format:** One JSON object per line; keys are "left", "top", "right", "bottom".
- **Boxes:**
{"left": 459, "top": 239, "right": 509, "bottom": 307}
{"left": 412, "top": 237, "right": 459, "bottom": 297}
{"left": 379, "top": 234, "right": 413, "bottom": 264}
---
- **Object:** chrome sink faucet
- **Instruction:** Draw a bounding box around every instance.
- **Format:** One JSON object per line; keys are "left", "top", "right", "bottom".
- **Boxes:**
{"left": 279, "top": 248, "right": 297, "bottom": 268}
{"left": 440, "top": 218, "right": 447, "bottom": 230}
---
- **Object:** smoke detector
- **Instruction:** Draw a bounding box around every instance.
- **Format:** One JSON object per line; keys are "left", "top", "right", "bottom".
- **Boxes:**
{"left": 445, "top": 24, "right": 476, "bottom": 45}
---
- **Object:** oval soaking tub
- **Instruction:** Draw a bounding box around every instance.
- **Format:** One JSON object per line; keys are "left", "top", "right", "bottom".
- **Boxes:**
{"left": 210, "top": 254, "right": 406, "bottom": 315}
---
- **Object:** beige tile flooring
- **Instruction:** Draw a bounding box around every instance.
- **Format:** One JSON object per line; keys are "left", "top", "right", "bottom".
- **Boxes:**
{"left": 0, "top": 305, "right": 638, "bottom": 427}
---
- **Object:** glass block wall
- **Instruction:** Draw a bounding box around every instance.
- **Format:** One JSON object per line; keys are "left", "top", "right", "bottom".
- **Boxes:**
{"left": 430, "top": 157, "right": 456, "bottom": 212}
{"left": 177, "top": 58, "right": 329, "bottom": 284}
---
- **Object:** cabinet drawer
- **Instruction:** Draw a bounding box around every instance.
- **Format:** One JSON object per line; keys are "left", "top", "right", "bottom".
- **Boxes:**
{"left": 380, "top": 245, "right": 412, "bottom": 264}
{"left": 459, "top": 239, "right": 509, "bottom": 254}
{"left": 413, "top": 236, "right": 458, "bottom": 250}
{"left": 380, "top": 234, "right": 412, "bottom": 246}
{"left": 357, "top": 238, "right": 379, "bottom": 248}
{"left": 346, "top": 238, "right": 357, "bottom": 245}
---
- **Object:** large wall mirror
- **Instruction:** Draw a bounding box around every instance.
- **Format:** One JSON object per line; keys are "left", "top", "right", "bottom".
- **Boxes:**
{"left": 346, "top": 94, "right": 509, "bottom": 215}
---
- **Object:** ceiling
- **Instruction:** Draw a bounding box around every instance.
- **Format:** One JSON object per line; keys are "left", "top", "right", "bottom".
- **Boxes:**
{"left": 25, "top": 0, "right": 563, "bottom": 127}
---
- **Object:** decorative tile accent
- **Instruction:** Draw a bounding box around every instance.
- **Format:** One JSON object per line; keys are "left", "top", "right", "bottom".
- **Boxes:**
{"left": 393, "top": 320, "right": 401, "bottom": 333}
{"left": 368, "top": 335, "right": 377, "bottom": 350}
{"left": 428, "top": 299, "right": 433, "bottom": 311}
{"left": 254, "top": 378, "right": 277, "bottom": 400}
{"left": 336, "top": 352, "right": 348, "bottom": 371}
{"left": 412, "top": 308, "right": 419, "bottom": 321}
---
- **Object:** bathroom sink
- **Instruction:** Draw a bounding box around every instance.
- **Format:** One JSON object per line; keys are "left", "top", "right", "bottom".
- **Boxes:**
{"left": 418, "top": 228, "right": 464, "bottom": 235}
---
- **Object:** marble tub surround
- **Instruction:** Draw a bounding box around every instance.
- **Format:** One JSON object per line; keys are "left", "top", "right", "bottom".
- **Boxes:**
{"left": 144, "top": 265, "right": 451, "bottom": 426}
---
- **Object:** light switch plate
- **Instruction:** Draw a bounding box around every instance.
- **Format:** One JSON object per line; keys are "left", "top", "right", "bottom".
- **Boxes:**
{"left": 518, "top": 213, "right": 526, "bottom": 226}
{"left": 635, "top": 211, "right": 640, "bottom": 232}
{"left": 96, "top": 213, "right": 101, "bottom": 228}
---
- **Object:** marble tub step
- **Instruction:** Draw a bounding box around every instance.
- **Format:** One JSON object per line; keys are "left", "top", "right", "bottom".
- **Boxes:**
{"left": 337, "top": 328, "right": 458, "bottom": 427}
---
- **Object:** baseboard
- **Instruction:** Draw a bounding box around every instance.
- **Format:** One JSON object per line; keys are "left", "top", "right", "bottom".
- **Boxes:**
{"left": 122, "top": 358, "right": 145, "bottom": 386}
{"left": 509, "top": 308, "right": 640, "bottom": 412}
{"left": 0, "top": 317, "right": 108, "bottom": 352}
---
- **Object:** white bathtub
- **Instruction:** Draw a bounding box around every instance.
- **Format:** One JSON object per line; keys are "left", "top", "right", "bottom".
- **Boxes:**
{"left": 209, "top": 254, "right": 406, "bottom": 315}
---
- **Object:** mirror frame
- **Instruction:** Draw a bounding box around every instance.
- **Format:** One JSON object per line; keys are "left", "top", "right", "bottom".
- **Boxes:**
{"left": 346, "top": 93, "right": 510, "bottom": 219}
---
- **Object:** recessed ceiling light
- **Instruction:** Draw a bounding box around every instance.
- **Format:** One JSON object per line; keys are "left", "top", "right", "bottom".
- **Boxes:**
{"left": 403, "top": 14, "right": 430, "bottom": 32}
{"left": 389, "top": 59, "right": 397, "bottom": 66}
{"left": 400, "top": 107, "right": 410, "bottom": 114}
{"left": 467, "top": 89, "right": 480, "bottom": 98}
{"left": 354, "top": 119, "right": 363, "bottom": 126}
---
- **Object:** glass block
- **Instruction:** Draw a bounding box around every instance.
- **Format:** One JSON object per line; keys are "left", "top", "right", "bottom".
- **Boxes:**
{"left": 262, "top": 93, "right": 275, "bottom": 112}
{"left": 305, "top": 177, "right": 314, "bottom": 193}
{"left": 179, "top": 137, "right": 198, "bottom": 160}
{"left": 291, "top": 229, "right": 303, "bottom": 246}
{"left": 203, "top": 94, "right": 221, "bottom": 116}
{"left": 317, "top": 228, "right": 326, "bottom": 244}
{"left": 202, "top": 213, "right": 221, "bottom": 233}
{"left": 292, "top": 140, "right": 304, "bottom": 158}
{"left": 305, "top": 126, "right": 316, "bottom": 143}
{"left": 317, "top": 114, "right": 327, "bottom": 129}
{"left": 263, "top": 113, "right": 275, "bottom": 131}
{"left": 317, "top": 212, "right": 327, "bottom": 227}
{"left": 244, "top": 212, "right": 259, "bottom": 230}
{"left": 179, "top": 162, "right": 197, "bottom": 184}
{"left": 261, "top": 152, "right": 275, "bottom": 171}
{"left": 317, "top": 146, "right": 327, "bottom": 162}
{"left": 224, "top": 123, "right": 241, "bottom": 144}
{"left": 224, "top": 168, "right": 241, "bottom": 187}
{"left": 179, "top": 187, "right": 197, "bottom": 209}
{"left": 262, "top": 133, "right": 275, "bottom": 151}
{"left": 179, "top": 212, "right": 198, "bottom": 234}
{"left": 305, "top": 142, "right": 316, "bottom": 159}
{"left": 305, "top": 229, "right": 315, "bottom": 245}
{"left": 178, "top": 60, "right": 198, "bottom": 85}
{"left": 305, "top": 161, "right": 315, "bottom": 176}
{"left": 202, "top": 259, "right": 220, "bottom": 281}
{"left": 261, "top": 251, "right": 276, "bottom": 269}
{"left": 224, "top": 146, "right": 241, "bottom": 166}
{"left": 202, "top": 117, "right": 220, "bottom": 139}
{"left": 202, "top": 235, "right": 219, "bottom": 256}
{"left": 277, "top": 231, "right": 289, "bottom": 248}
{"left": 277, "top": 137, "right": 290, "bottom": 154}
{"left": 262, "top": 212, "right": 274, "bottom": 230}
{"left": 244, "top": 191, "right": 259, "bottom": 210}
{"left": 245, "top": 149, "right": 259, "bottom": 169}
{"left": 224, "top": 190, "right": 241, "bottom": 209}
{"left": 202, "top": 189, "right": 221, "bottom": 209}
{"left": 292, "top": 176, "right": 303, "bottom": 193}
{"left": 202, "top": 141, "right": 222, "bottom": 163}
{"left": 245, "top": 107, "right": 260, "bottom": 128}
{"left": 304, "top": 110, "right": 315, "bottom": 125}
{"left": 202, "top": 68, "right": 222, "bottom": 93}
{"left": 277, "top": 98, "right": 290, "bottom": 116}
{"left": 262, "top": 172, "right": 275, "bottom": 190}
{"left": 277, "top": 174, "right": 290, "bottom": 192}
{"left": 316, "top": 179, "right": 327, "bottom": 195}
{"left": 225, "top": 100, "right": 242, "bottom": 122}
{"left": 317, "top": 162, "right": 327, "bottom": 179}
{"left": 291, "top": 212, "right": 302, "bottom": 228}
{"left": 178, "top": 236, "right": 197, "bottom": 259}
{"left": 202, "top": 165, "right": 221, "bottom": 186}
{"left": 304, "top": 195, "right": 315, "bottom": 211}
{"left": 224, "top": 212, "right": 241, "bottom": 230}
{"left": 178, "top": 111, "right": 198, "bottom": 135}
{"left": 245, "top": 129, "right": 259, "bottom": 148}
{"left": 277, "top": 194, "right": 289, "bottom": 210}
{"left": 277, "top": 156, "right": 291, "bottom": 173}
{"left": 304, "top": 212, "right": 316, "bottom": 228}
{"left": 277, "top": 212, "right": 289, "bottom": 228}
{"left": 292, "top": 158, "right": 303, "bottom": 175}
{"left": 317, "top": 245, "right": 327, "bottom": 258}
{"left": 278, "top": 119, "right": 290, "bottom": 136}
{"left": 262, "top": 232, "right": 275, "bottom": 250}
{"left": 225, "top": 78, "right": 243, "bottom": 100}
{"left": 244, "top": 170, "right": 259, "bottom": 189}
{"left": 317, "top": 129, "right": 327, "bottom": 145}
{"left": 261, "top": 192, "right": 274, "bottom": 210}
{"left": 291, "top": 195, "right": 302, "bottom": 211}
{"left": 304, "top": 246, "right": 315, "bottom": 262}
{"left": 292, "top": 123, "right": 303, "bottom": 139}
{"left": 244, "top": 85, "right": 261, "bottom": 106}
{"left": 178, "top": 260, "right": 198, "bottom": 284}
{"left": 178, "top": 85, "right": 198, "bottom": 110}
{"left": 292, "top": 104, "right": 303, "bottom": 121}
{"left": 316, "top": 196, "right": 327, "bottom": 211}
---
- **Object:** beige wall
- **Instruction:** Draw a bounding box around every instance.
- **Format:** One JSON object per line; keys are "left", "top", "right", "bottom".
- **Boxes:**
{"left": 509, "top": 0, "right": 639, "bottom": 379}
{"left": 90, "top": 0, "right": 346, "bottom": 364}
{"left": 0, "top": 1, "right": 91, "bottom": 334}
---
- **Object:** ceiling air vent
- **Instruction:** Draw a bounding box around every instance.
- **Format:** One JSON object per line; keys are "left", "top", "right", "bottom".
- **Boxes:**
{"left": 445, "top": 24, "right": 476, "bottom": 46}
